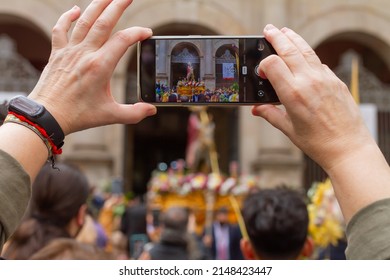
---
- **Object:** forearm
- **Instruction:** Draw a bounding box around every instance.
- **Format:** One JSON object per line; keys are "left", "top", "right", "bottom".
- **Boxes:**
{"left": 0, "top": 147, "right": 31, "bottom": 252}
{"left": 326, "top": 142, "right": 390, "bottom": 223}
{"left": 0, "top": 123, "right": 48, "bottom": 181}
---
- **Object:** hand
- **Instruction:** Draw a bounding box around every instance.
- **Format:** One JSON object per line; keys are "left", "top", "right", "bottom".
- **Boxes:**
{"left": 252, "top": 25, "right": 374, "bottom": 172}
{"left": 28, "top": 0, "right": 157, "bottom": 135}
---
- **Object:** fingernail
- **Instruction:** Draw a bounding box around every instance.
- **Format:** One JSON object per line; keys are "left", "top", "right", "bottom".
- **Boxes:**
{"left": 148, "top": 106, "right": 157, "bottom": 116}
{"left": 264, "top": 24, "right": 276, "bottom": 31}
{"left": 72, "top": 5, "right": 79, "bottom": 10}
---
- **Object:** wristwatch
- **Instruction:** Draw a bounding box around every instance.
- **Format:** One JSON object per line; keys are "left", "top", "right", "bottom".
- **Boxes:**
{"left": 8, "top": 95, "right": 65, "bottom": 148}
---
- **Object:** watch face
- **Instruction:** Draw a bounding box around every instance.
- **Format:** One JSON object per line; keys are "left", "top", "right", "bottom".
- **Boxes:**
{"left": 9, "top": 96, "right": 44, "bottom": 117}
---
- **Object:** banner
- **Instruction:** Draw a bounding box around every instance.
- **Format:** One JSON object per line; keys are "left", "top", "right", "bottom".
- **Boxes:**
{"left": 222, "top": 63, "right": 235, "bottom": 80}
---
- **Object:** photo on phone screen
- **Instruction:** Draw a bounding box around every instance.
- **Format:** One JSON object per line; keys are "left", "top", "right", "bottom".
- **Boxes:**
{"left": 138, "top": 36, "right": 279, "bottom": 105}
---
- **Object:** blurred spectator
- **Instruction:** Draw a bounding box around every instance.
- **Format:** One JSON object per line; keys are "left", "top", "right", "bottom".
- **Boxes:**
{"left": 76, "top": 210, "right": 108, "bottom": 249}
{"left": 240, "top": 187, "right": 313, "bottom": 260}
{"left": 2, "top": 163, "right": 90, "bottom": 259}
{"left": 140, "top": 207, "right": 203, "bottom": 260}
{"left": 29, "top": 238, "right": 112, "bottom": 260}
{"left": 203, "top": 207, "right": 243, "bottom": 260}
{"left": 120, "top": 195, "right": 148, "bottom": 259}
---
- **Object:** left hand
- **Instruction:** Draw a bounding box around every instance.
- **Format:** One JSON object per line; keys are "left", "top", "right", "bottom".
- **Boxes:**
{"left": 29, "top": 0, "right": 157, "bottom": 135}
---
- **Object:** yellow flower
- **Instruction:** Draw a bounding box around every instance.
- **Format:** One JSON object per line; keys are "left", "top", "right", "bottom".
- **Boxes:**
{"left": 308, "top": 178, "right": 345, "bottom": 248}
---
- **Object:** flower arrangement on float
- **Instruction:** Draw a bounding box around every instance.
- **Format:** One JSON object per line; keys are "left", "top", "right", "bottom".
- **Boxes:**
{"left": 147, "top": 162, "right": 258, "bottom": 197}
{"left": 307, "top": 178, "right": 345, "bottom": 249}
{"left": 177, "top": 80, "right": 206, "bottom": 96}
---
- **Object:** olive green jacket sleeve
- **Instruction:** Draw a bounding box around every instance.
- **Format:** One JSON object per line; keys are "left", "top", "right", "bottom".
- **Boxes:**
{"left": 0, "top": 149, "right": 30, "bottom": 253}
{"left": 346, "top": 198, "right": 390, "bottom": 259}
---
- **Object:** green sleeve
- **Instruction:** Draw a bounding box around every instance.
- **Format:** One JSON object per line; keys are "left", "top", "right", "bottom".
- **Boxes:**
{"left": 0, "top": 149, "right": 31, "bottom": 253}
{"left": 346, "top": 198, "right": 390, "bottom": 259}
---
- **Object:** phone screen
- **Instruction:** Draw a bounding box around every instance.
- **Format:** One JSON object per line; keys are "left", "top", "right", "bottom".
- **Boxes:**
{"left": 138, "top": 36, "right": 279, "bottom": 105}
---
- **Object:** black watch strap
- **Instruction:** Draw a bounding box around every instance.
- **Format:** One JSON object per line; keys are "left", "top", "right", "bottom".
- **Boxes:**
{"left": 8, "top": 96, "right": 64, "bottom": 148}
{"left": 38, "top": 108, "right": 65, "bottom": 149}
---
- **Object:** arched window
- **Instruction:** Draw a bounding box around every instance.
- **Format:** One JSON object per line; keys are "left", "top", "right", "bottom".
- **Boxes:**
{"left": 171, "top": 43, "right": 200, "bottom": 89}
{"left": 215, "top": 45, "right": 238, "bottom": 90}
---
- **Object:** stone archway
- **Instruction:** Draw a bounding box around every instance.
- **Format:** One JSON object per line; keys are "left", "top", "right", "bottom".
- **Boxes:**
{"left": 0, "top": 15, "right": 50, "bottom": 118}
{"left": 0, "top": 34, "right": 39, "bottom": 94}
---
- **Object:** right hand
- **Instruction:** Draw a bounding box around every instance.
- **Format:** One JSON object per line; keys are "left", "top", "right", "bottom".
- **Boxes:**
{"left": 252, "top": 25, "right": 374, "bottom": 172}
{"left": 28, "top": 0, "right": 157, "bottom": 135}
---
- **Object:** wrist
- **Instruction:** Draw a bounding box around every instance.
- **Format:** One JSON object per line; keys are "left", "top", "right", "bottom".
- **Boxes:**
{"left": 28, "top": 96, "right": 71, "bottom": 136}
{"left": 313, "top": 131, "right": 376, "bottom": 173}
{"left": 0, "top": 122, "right": 49, "bottom": 179}
{"left": 325, "top": 142, "right": 390, "bottom": 222}
{"left": 8, "top": 96, "right": 66, "bottom": 147}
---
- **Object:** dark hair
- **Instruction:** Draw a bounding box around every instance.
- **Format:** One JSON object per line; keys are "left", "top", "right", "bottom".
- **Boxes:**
{"left": 162, "top": 207, "right": 189, "bottom": 231}
{"left": 242, "top": 187, "right": 309, "bottom": 260}
{"left": 0, "top": 101, "right": 8, "bottom": 125}
{"left": 3, "top": 162, "right": 89, "bottom": 259}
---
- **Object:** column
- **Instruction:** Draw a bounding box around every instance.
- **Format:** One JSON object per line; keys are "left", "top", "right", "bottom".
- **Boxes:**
{"left": 203, "top": 39, "right": 215, "bottom": 91}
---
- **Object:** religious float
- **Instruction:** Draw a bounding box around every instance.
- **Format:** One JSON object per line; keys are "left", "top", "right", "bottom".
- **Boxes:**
{"left": 176, "top": 79, "right": 206, "bottom": 97}
{"left": 146, "top": 107, "right": 254, "bottom": 235}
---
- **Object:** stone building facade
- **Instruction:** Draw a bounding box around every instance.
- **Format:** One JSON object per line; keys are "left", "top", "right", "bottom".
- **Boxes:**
{"left": 0, "top": 0, "right": 389, "bottom": 191}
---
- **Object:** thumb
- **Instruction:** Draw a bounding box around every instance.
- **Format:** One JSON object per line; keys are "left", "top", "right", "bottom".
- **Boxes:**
{"left": 114, "top": 103, "right": 157, "bottom": 124}
{"left": 252, "top": 104, "right": 290, "bottom": 134}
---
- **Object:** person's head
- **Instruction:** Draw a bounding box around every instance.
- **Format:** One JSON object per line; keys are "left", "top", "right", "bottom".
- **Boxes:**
{"left": 3, "top": 162, "right": 89, "bottom": 259}
{"left": 215, "top": 207, "right": 229, "bottom": 226}
{"left": 240, "top": 187, "right": 313, "bottom": 260}
{"left": 162, "top": 207, "right": 189, "bottom": 232}
{"left": 156, "top": 207, "right": 190, "bottom": 246}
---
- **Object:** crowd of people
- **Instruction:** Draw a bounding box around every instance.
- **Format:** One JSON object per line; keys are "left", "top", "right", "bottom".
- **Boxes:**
{"left": 156, "top": 81, "right": 239, "bottom": 103}
{"left": 0, "top": 0, "right": 390, "bottom": 261}
{"left": 0, "top": 171, "right": 345, "bottom": 260}
{"left": 0, "top": 171, "right": 317, "bottom": 260}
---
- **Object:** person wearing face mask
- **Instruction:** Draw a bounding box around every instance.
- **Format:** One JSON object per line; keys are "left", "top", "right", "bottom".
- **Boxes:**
{"left": 2, "top": 163, "right": 90, "bottom": 259}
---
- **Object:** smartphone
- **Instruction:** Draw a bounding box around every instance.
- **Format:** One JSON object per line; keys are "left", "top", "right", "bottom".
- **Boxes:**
{"left": 137, "top": 36, "right": 279, "bottom": 105}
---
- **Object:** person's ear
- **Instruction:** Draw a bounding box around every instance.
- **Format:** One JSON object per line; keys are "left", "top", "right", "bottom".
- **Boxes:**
{"left": 240, "top": 238, "right": 257, "bottom": 260}
{"left": 301, "top": 237, "right": 314, "bottom": 258}
{"left": 76, "top": 204, "right": 88, "bottom": 227}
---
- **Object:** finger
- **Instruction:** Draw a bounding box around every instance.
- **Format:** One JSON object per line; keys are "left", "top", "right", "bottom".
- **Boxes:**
{"left": 280, "top": 27, "right": 323, "bottom": 69}
{"left": 52, "top": 6, "right": 81, "bottom": 49}
{"left": 258, "top": 54, "right": 295, "bottom": 102}
{"left": 97, "top": 26, "right": 153, "bottom": 69}
{"left": 69, "top": 0, "right": 113, "bottom": 45}
{"left": 252, "top": 104, "right": 290, "bottom": 134}
{"left": 113, "top": 102, "right": 157, "bottom": 124}
{"left": 263, "top": 24, "right": 308, "bottom": 73}
{"left": 85, "top": 0, "right": 133, "bottom": 47}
